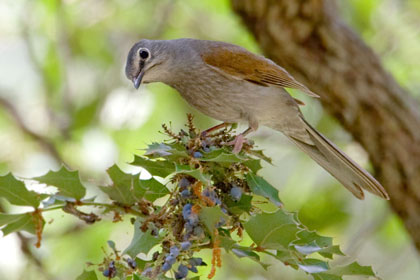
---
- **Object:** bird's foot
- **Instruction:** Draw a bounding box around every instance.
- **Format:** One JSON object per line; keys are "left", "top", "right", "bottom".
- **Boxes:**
{"left": 200, "top": 122, "right": 229, "bottom": 138}
{"left": 226, "top": 134, "right": 247, "bottom": 154}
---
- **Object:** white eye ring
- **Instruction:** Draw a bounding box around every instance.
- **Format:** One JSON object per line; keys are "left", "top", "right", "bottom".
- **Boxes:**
{"left": 138, "top": 48, "right": 150, "bottom": 60}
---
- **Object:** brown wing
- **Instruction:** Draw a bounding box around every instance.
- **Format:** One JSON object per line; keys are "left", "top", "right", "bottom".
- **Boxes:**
{"left": 201, "top": 43, "right": 319, "bottom": 98}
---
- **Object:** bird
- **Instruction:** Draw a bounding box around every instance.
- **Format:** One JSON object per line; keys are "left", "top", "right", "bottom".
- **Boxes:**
{"left": 125, "top": 38, "right": 389, "bottom": 200}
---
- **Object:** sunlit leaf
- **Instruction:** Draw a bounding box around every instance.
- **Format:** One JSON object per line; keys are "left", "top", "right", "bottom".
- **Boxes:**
{"left": 174, "top": 164, "right": 212, "bottom": 186}
{"left": 34, "top": 166, "right": 86, "bottom": 200}
{"left": 225, "top": 194, "right": 252, "bottom": 215}
{"left": 76, "top": 270, "right": 98, "bottom": 280}
{"left": 135, "top": 177, "right": 170, "bottom": 202}
{"left": 298, "top": 259, "right": 329, "bottom": 274}
{"left": 124, "top": 218, "right": 162, "bottom": 258}
{"left": 1, "top": 213, "right": 37, "bottom": 236}
{"left": 131, "top": 156, "right": 175, "bottom": 178}
{"left": 0, "top": 173, "right": 43, "bottom": 207}
{"left": 246, "top": 173, "right": 282, "bottom": 207}
{"left": 199, "top": 206, "right": 228, "bottom": 238}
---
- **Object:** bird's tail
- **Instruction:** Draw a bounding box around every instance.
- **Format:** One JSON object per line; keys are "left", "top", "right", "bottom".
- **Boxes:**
{"left": 287, "top": 119, "right": 389, "bottom": 200}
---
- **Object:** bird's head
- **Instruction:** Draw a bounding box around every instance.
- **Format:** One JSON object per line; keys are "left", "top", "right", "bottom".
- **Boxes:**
{"left": 125, "top": 39, "right": 173, "bottom": 89}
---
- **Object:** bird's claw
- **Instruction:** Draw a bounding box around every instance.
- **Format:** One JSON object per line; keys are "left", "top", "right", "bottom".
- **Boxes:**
{"left": 225, "top": 134, "right": 247, "bottom": 154}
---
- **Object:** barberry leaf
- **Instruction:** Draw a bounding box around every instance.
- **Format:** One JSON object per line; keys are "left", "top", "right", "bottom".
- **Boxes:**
{"left": 34, "top": 166, "right": 86, "bottom": 200}
{"left": 225, "top": 194, "right": 252, "bottom": 215}
{"left": 135, "top": 177, "right": 169, "bottom": 202}
{"left": 1, "top": 213, "right": 37, "bottom": 236}
{"left": 124, "top": 218, "right": 162, "bottom": 258}
{"left": 76, "top": 270, "right": 98, "bottom": 280}
{"left": 232, "top": 246, "right": 270, "bottom": 270}
{"left": 201, "top": 149, "right": 248, "bottom": 162}
{"left": 0, "top": 173, "right": 43, "bottom": 207}
{"left": 100, "top": 165, "right": 138, "bottom": 205}
{"left": 131, "top": 156, "right": 175, "bottom": 178}
{"left": 246, "top": 173, "right": 282, "bottom": 207}
{"left": 199, "top": 206, "right": 228, "bottom": 238}
{"left": 174, "top": 164, "right": 212, "bottom": 186}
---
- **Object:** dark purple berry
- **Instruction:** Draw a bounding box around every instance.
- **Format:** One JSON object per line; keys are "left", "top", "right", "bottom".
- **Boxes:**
{"left": 188, "top": 265, "right": 198, "bottom": 273}
{"left": 170, "top": 245, "right": 180, "bottom": 257}
{"left": 192, "top": 151, "right": 203, "bottom": 158}
{"left": 179, "top": 178, "right": 190, "bottom": 188}
{"left": 189, "top": 258, "right": 206, "bottom": 266}
{"left": 162, "top": 262, "right": 172, "bottom": 271}
{"left": 175, "top": 264, "right": 189, "bottom": 279}
{"left": 125, "top": 258, "right": 137, "bottom": 269}
{"left": 165, "top": 255, "right": 176, "bottom": 265}
{"left": 180, "top": 189, "right": 191, "bottom": 198}
{"left": 103, "top": 269, "right": 110, "bottom": 277}
{"left": 180, "top": 241, "right": 191, "bottom": 251}
{"left": 230, "top": 186, "right": 242, "bottom": 201}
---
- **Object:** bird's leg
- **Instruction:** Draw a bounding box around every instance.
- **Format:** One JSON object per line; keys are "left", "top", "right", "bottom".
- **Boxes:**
{"left": 201, "top": 122, "right": 230, "bottom": 138}
{"left": 226, "top": 124, "right": 258, "bottom": 154}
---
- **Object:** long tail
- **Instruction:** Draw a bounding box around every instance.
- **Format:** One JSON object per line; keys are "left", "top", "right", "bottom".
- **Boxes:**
{"left": 287, "top": 119, "right": 389, "bottom": 200}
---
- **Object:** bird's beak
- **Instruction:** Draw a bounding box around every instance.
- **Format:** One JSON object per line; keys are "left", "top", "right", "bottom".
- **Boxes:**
{"left": 133, "top": 70, "right": 145, "bottom": 89}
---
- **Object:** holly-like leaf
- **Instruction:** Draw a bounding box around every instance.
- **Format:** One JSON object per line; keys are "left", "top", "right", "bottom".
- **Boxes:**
{"left": 0, "top": 213, "right": 28, "bottom": 226}
{"left": 135, "top": 177, "right": 170, "bottom": 202}
{"left": 124, "top": 218, "right": 162, "bottom": 258}
{"left": 76, "top": 270, "right": 98, "bottom": 280}
{"left": 298, "top": 259, "right": 329, "bottom": 274}
{"left": 174, "top": 164, "right": 212, "bottom": 186}
{"left": 100, "top": 165, "right": 138, "bottom": 205}
{"left": 34, "top": 166, "right": 86, "bottom": 200}
{"left": 0, "top": 174, "right": 43, "bottom": 207}
{"left": 232, "top": 246, "right": 270, "bottom": 270}
{"left": 246, "top": 149, "right": 272, "bottom": 164}
{"left": 199, "top": 206, "right": 228, "bottom": 238}
{"left": 244, "top": 210, "right": 299, "bottom": 250}
{"left": 246, "top": 173, "right": 282, "bottom": 207}
{"left": 1, "top": 213, "right": 37, "bottom": 236}
{"left": 144, "top": 143, "right": 173, "bottom": 157}
{"left": 131, "top": 156, "right": 175, "bottom": 178}
{"left": 325, "top": 261, "right": 376, "bottom": 277}
{"left": 225, "top": 194, "right": 252, "bottom": 215}
{"left": 201, "top": 149, "right": 248, "bottom": 163}
{"left": 243, "top": 159, "right": 262, "bottom": 173}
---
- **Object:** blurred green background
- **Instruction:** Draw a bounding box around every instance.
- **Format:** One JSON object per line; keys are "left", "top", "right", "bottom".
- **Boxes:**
{"left": 0, "top": 0, "right": 419, "bottom": 279}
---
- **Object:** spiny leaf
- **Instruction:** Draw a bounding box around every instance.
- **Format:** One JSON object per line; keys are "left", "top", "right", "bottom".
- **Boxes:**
{"left": 199, "top": 206, "right": 228, "bottom": 238}
{"left": 200, "top": 149, "right": 248, "bottom": 162}
{"left": 174, "top": 164, "right": 212, "bottom": 186}
{"left": 131, "top": 156, "right": 175, "bottom": 178}
{"left": 100, "top": 165, "right": 138, "bottom": 205}
{"left": 326, "top": 261, "right": 376, "bottom": 277}
{"left": 246, "top": 173, "right": 282, "bottom": 207}
{"left": 298, "top": 259, "right": 329, "bottom": 274}
{"left": 76, "top": 270, "right": 98, "bottom": 280}
{"left": 244, "top": 210, "right": 299, "bottom": 250}
{"left": 124, "top": 218, "right": 162, "bottom": 258}
{"left": 34, "top": 166, "right": 86, "bottom": 200}
{"left": 1, "top": 213, "right": 37, "bottom": 236}
{"left": 224, "top": 194, "right": 252, "bottom": 215}
{"left": 0, "top": 174, "right": 43, "bottom": 207}
{"left": 135, "top": 177, "right": 170, "bottom": 202}
{"left": 231, "top": 246, "right": 270, "bottom": 270}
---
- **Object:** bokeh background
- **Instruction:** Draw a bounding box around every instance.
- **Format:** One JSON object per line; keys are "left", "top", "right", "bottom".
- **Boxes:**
{"left": 1, "top": 0, "right": 420, "bottom": 279}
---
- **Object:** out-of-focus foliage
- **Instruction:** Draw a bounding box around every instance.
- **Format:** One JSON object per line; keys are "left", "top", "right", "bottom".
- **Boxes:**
{"left": 0, "top": 0, "right": 419, "bottom": 279}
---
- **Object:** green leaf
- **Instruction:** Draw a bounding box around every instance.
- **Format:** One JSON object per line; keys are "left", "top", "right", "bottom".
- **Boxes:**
{"left": 326, "top": 261, "right": 376, "bottom": 277}
{"left": 131, "top": 156, "right": 175, "bottom": 178}
{"left": 0, "top": 174, "right": 42, "bottom": 207}
{"left": 244, "top": 210, "right": 299, "bottom": 250}
{"left": 246, "top": 173, "right": 282, "bottom": 207}
{"left": 246, "top": 149, "right": 272, "bottom": 164}
{"left": 199, "top": 206, "right": 228, "bottom": 237}
{"left": 298, "top": 259, "right": 329, "bottom": 274}
{"left": 100, "top": 165, "right": 138, "bottom": 205}
{"left": 0, "top": 213, "right": 27, "bottom": 226}
{"left": 294, "top": 231, "right": 343, "bottom": 259}
{"left": 34, "top": 167, "right": 86, "bottom": 200}
{"left": 225, "top": 194, "right": 252, "bottom": 215}
{"left": 201, "top": 149, "right": 248, "bottom": 162}
{"left": 174, "top": 164, "right": 212, "bottom": 186}
{"left": 76, "top": 270, "right": 98, "bottom": 280}
{"left": 1, "top": 213, "right": 37, "bottom": 236}
{"left": 135, "top": 177, "right": 170, "bottom": 202}
{"left": 243, "top": 159, "right": 262, "bottom": 173}
{"left": 124, "top": 218, "right": 162, "bottom": 258}
{"left": 231, "top": 246, "right": 270, "bottom": 270}
{"left": 144, "top": 143, "right": 173, "bottom": 157}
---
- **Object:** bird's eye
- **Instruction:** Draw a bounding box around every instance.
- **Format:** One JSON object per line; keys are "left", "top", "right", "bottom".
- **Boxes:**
{"left": 139, "top": 48, "right": 149, "bottom": 60}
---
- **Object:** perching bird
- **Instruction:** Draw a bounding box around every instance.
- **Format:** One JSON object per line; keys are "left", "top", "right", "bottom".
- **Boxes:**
{"left": 125, "top": 38, "right": 389, "bottom": 200}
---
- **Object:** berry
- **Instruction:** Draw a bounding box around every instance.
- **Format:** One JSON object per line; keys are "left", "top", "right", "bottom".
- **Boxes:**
{"left": 165, "top": 254, "right": 176, "bottom": 265}
{"left": 126, "top": 258, "right": 137, "bottom": 269}
{"left": 180, "top": 241, "right": 191, "bottom": 251}
{"left": 180, "top": 189, "right": 191, "bottom": 198}
{"left": 103, "top": 269, "right": 110, "bottom": 277}
{"left": 162, "top": 262, "right": 172, "bottom": 272}
{"left": 182, "top": 204, "right": 199, "bottom": 226}
{"left": 189, "top": 258, "right": 206, "bottom": 266}
{"left": 192, "top": 151, "right": 203, "bottom": 158}
{"left": 175, "top": 264, "right": 189, "bottom": 279}
{"left": 179, "top": 178, "right": 190, "bottom": 188}
{"left": 169, "top": 245, "right": 180, "bottom": 257}
{"left": 141, "top": 267, "right": 153, "bottom": 277}
{"left": 188, "top": 265, "right": 198, "bottom": 273}
{"left": 230, "top": 187, "right": 242, "bottom": 201}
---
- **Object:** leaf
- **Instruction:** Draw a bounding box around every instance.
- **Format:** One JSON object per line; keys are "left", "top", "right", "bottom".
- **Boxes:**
{"left": 246, "top": 149, "right": 272, "bottom": 164}
{"left": 243, "top": 159, "right": 262, "bottom": 173}
{"left": 174, "top": 164, "right": 212, "bottom": 186}
{"left": 100, "top": 165, "right": 138, "bottom": 205}
{"left": 34, "top": 166, "right": 86, "bottom": 200}
{"left": 124, "top": 218, "right": 162, "bottom": 258}
{"left": 225, "top": 194, "right": 252, "bottom": 215}
{"left": 144, "top": 143, "right": 173, "bottom": 157}
{"left": 135, "top": 177, "right": 170, "bottom": 202}
{"left": 200, "top": 149, "right": 248, "bottom": 163}
{"left": 76, "top": 270, "right": 98, "bottom": 280}
{"left": 231, "top": 246, "right": 270, "bottom": 270}
{"left": 0, "top": 173, "right": 42, "bottom": 207}
{"left": 294, "top": 231, "right": 343, "bottom": 259}
{"left": 298, "top": 259, "right": 329, "bottom": 274}
{"left": 1, "top": 213, "right": 37, "bottom": 236}
{"left": 130, "top": 156, "right": 175, "bottom": 178}
{"left": 246, "top": 173, "right": 282, "bottom": 207}
{"left": 199, "top": 206, "right": 228, "bottom": 237}
{"left": 326, "top": 261, "right": 376, "bottom": 277}
{"left": 244, "top": 210, "right": 299, "bottom": 250}
{"left": 0, "top": 213, "right": 27, "bottom": 226}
